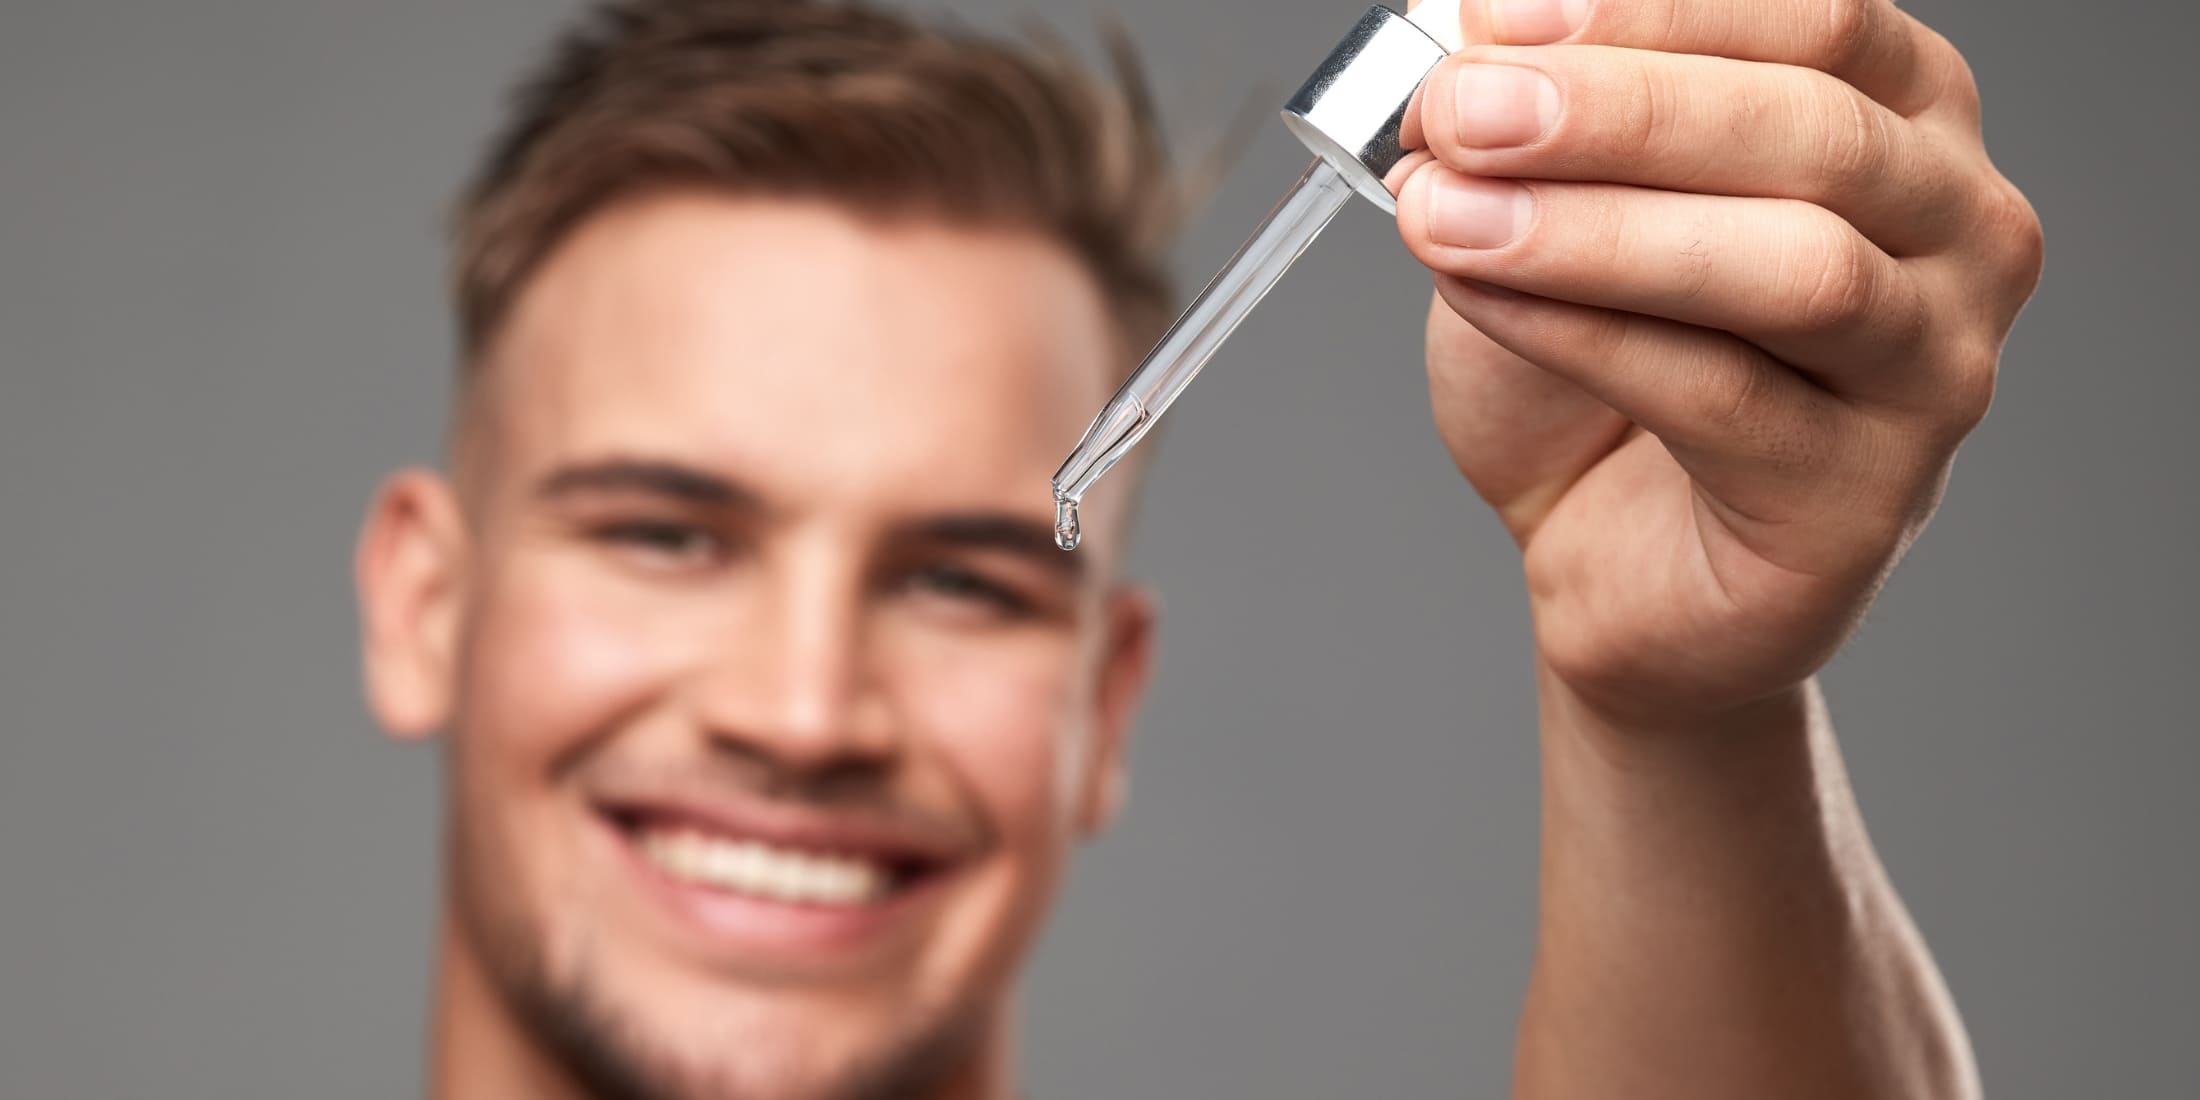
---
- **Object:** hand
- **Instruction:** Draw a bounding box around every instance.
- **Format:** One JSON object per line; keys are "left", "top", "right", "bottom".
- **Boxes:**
{"left": 1393, "top": 0, "right": 2042, "bottom": 726}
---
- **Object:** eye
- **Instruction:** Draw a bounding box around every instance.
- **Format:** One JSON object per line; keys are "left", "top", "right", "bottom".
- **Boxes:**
{"left": 902, "top": 564, "right": 1034, "bottom": 618}
{"left": 592, "top": 520, "right": 726, "bottom": 569}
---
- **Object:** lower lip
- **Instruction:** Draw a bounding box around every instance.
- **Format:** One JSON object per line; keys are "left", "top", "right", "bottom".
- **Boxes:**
{"left": 595, "top": 814, "right": 955, "bottom": 966}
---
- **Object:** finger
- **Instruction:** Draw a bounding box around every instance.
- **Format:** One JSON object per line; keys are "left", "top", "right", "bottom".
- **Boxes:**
{"left": 1429, "top": 275, "right": 1853, "bottom": 534}
{"left": 1396, "top": 164, "right": 1933, "bottom": 405}
{"left": 1410, "top": 46, "right": 1968, "bottom": 254}
{"left": 1459, "top": 0, "right": 1957, "bottom": 118}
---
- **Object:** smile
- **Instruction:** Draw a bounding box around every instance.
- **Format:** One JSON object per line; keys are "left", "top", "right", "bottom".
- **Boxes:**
{"left": 638, "top": 828, "right": 891, "bottom": 907}
{"left": 592, "top": 796, "right": 967, "bottom": 964}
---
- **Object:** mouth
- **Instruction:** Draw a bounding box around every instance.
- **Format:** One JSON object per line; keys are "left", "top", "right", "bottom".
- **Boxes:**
{"left": 594, "top": 801, "right": 963, "bottom": 964}
{"left": 630, "top": 821, "right": 911, "bottom": 907}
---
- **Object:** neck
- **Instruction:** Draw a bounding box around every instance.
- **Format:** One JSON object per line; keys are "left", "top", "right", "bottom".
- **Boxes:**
{"left": 426, "top": 904, "right": 1025, "bottom": 1100}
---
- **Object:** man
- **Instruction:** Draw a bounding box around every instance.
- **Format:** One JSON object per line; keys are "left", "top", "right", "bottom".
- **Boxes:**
{"left": 353, "top": 0, "right": 2042, "bottom": 1097}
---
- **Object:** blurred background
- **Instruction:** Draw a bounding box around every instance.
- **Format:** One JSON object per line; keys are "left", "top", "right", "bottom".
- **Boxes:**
{"left": 2, "top": 0, "right": 2193, "bottom": 1096}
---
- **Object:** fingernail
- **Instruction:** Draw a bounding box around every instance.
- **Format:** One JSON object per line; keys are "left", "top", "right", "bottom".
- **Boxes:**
{"left": 1427, "top": 175, "right": 1531, "bottom": 249}
{"left": 1485, "top": 0, "right": 1588, "bottom": 43}
{"left": 1454, "top": 64, "right": 1560, "bottom": 148}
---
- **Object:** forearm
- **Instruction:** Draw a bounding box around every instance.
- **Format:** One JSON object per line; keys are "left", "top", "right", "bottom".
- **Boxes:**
{"left": 1513, "top": 670, "right": 1976, "bottom": 1100}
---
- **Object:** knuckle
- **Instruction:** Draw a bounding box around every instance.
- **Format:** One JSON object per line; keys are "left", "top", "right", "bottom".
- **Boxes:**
{"left": 1790, "top": 214, "right": 1877, "bottom": 336}
{"left": 1883, "top": 274, "right": 1934, "bottom": 359}
{"left": 1811, "top": 0, "right": 1877, "bottom": 74}
{"left": 1618, "top": 59, "right": 1676, "bottom": 166}
{"left": 1985, "top": 180, "right": 2047, "bottom": 291}
{"left": 1646, "top": 0, "right": 1693, "bottom": 54}
{"left": 1691, "top": 355, "right": 1827, "bottom": 476}
{"left": 1813, "top": 80, "right": 1891, "bottom": 197}
{"left": 1919, "top": 26, "right": 1982, "bottom": 117}
{"left": 1696, "top": 359, "right": 1776, "bottom": 437}
{"left": 1937, "top": 341, "right": 2001, "bottom": 435}
{"left": 1910, "top": 145, "right": 1975, "bottom": 233}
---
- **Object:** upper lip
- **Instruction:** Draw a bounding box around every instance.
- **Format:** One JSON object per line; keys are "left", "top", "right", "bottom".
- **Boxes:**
{"left": 595, "top": 790, "right": 976, "bottom": 871}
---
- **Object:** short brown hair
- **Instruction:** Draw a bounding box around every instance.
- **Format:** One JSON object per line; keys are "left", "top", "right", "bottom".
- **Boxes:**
{"left": 453, "top": 0, "right": 1186, "bottom": 366}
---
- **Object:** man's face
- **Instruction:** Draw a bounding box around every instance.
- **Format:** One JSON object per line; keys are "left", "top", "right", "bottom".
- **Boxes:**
{"left": 358, "top": 192, "right": 1153, "bottom": 1099}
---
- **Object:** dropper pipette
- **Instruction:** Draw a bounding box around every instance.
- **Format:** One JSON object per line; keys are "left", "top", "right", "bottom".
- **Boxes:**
{"left": 1050, "top": 2, "right": 1463, "bottom": 550}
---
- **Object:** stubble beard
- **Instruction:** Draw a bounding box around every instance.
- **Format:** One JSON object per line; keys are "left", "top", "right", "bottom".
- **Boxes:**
{"left": 454, "top": 849, "right": 990, "bottom": 1100}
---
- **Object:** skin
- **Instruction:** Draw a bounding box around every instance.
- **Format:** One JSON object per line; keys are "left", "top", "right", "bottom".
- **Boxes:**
{"left": 357, "top": 193, "right": 1155, "bottom": 1100}
{"left": 355, "top": 0, "right": 2043, "bottom": 1092}
{"left": 1390, "top": 0, "right": 2041, "bottom": 1095}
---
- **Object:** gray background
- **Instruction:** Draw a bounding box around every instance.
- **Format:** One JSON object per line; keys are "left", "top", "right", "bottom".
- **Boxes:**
{"left": 1, "top": 0, "right": 2192, "bottom": 1096}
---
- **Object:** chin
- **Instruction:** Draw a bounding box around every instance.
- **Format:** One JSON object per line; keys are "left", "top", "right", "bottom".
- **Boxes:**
{"left": 474, "top": 907, "right": 994, "bottom": 1100}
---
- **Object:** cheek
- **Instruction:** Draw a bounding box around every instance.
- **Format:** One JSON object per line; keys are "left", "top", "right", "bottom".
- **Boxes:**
{"left": 891, "top": 636, "right": 1088, "bottom": 847}
{"left": 461, "top": 559, "right": 675, "bottom": 764}
{"left": 449, "top": 554, "right": 687, "bottom": 936}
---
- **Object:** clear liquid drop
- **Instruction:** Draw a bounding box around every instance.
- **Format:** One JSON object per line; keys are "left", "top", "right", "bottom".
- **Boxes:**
{"left": 1053, "top": 496, "right": 1081, "bottom": 552}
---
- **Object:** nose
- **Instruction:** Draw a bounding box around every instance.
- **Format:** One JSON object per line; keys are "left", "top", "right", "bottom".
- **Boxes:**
{"left": 685, "top": 552, "right": 899, "bottom": 783}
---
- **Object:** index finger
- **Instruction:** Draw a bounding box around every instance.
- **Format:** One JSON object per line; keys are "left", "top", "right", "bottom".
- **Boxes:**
{"left": 1452, "top": 0, "right": 1954, "bottom": 116}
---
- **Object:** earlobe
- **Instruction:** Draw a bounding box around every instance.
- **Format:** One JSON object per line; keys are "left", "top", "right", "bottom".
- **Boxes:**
{"left": 355, "top": 469, "right": 467, "bottom": 740}
{"left": 1076, "top": 584, "right": 1158, "bottom": 838}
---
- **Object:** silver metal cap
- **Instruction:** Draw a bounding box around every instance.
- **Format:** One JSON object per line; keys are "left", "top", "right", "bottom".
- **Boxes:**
{"left": 1280, "top": 5, "right": 1451, "bottom": 215}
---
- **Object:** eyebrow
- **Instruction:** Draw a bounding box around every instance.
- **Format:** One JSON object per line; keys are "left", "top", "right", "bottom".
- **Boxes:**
{"left": 899, "top": 513, "right": 1088, "bottom": 582}
{"left": 535, "top": 458, "right": 759, "bottom": 509}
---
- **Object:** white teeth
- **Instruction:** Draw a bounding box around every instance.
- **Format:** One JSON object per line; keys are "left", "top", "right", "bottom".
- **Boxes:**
{"left": 639, "top": 829, "right": 890, "bottom": 906}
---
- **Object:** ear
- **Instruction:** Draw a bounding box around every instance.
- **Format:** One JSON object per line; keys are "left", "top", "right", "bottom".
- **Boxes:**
{"left": 355, "top": 468, "right": 468, "bottom": 739}
{"left": 1074, "top": 583, "right": 1158, "bottom": 838}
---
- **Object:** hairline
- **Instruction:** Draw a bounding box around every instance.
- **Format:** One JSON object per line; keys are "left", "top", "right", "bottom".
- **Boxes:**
{"left": 444, "top": 185, "right": 1157, "bottom": 541}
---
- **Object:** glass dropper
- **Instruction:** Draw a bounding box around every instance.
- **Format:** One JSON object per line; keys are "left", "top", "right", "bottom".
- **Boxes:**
{"left": 1049, "top": 158, "right": 1355, "bottom": 550}
{"left": 1048, "top": 2, "right": 1461, "bottom": 551}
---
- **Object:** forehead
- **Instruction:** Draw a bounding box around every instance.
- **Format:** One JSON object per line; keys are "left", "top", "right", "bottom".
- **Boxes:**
{"left": 475, "top": 191, "right": 1128, "bottom": 535}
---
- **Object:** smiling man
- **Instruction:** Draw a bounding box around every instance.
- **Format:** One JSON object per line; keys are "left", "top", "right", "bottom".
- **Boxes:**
{"left": 354, "top": 0, "right": 2040, "bottom": 1098}
{"left": 357, "top": 6, "right": 1172, "bottom": 1097}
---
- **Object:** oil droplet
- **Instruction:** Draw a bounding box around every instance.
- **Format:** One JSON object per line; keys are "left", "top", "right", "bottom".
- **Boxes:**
{"left": 1053, "top": 495, "right": 1081, "bottom": 552}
